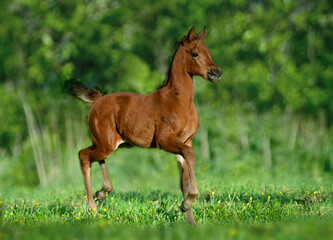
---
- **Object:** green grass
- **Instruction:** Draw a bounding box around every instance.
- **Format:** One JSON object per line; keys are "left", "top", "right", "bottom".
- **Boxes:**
{"left": 1, "top": 178, "right": 332, "bottom": 239}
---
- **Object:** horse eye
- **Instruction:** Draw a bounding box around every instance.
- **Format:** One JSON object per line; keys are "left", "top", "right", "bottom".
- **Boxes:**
{"left": 191, "top": 52, "right": 199, "bottom": 57}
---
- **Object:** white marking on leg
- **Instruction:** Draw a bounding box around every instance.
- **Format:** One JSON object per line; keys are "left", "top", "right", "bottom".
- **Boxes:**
{"left": 177, "top": 154, "right": 185, "bottom": 166}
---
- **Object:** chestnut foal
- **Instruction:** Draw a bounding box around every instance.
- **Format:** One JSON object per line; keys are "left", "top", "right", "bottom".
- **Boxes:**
{"left": 68, "top": 27, "right": 222, "bottom": 224}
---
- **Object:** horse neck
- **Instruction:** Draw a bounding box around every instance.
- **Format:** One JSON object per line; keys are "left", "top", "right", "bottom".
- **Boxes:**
{"left": 164, "top": 46, "right": 194, "bottom": 103}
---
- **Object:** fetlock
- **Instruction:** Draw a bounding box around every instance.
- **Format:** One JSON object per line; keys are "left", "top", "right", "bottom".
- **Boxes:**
{"left": 180, "top": 199, "right": 192, "bottom": 212}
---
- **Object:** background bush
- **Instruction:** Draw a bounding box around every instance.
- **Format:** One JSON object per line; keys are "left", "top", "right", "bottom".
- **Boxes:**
{"left": 0, "top": 0, "right": 332, "bottom": 188}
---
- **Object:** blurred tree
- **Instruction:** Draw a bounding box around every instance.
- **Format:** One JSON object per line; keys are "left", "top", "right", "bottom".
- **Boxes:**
{"left": 0, "top": 0, "right": 332, "bottom": 167}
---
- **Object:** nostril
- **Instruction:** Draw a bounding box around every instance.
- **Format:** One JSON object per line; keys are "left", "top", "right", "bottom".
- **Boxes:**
{"left": 210, "top": 68, "right": 222, "bottom": 78}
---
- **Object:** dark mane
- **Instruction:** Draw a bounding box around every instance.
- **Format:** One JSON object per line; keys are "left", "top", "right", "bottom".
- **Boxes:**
{"left": 156, "top": 38, "right": 185, "bottom": 90}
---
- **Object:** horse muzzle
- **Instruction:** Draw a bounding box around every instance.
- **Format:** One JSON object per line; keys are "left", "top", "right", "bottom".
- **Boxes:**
{"left": 207, "top": 67, "right": 222, "bottom": 83}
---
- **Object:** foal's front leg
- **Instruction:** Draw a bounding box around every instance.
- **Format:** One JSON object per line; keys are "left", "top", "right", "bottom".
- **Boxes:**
{"left": 159, "top": 137, "right": 199, "bottom": 223}
{"left": 177, "top": 155, "right": 196, "bottom": 224}
{"left": 178, "top": 147, "right": 198, "bottom": 213}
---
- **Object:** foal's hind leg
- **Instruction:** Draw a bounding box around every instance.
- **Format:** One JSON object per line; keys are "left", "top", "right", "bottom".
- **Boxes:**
{"left": 79, "top": 146, "right": 97, "bottom": 210}
{"left": 94, "top": 159, "right": 113, "bottom": 200}
{"left": 79, "top": 145, "right": 113, "bottom": 210}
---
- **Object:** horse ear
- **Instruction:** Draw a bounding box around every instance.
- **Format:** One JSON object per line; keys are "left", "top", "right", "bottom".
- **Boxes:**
{"left": 198, "top": 26, "right": 207, "bottom": 40}
{"left": 186, "top": 27, "right": 197, "bottom": 42}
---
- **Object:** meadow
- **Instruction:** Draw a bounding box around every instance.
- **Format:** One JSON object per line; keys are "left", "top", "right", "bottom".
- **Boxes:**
{"left": 0, "top": 174, "right": 332, "bottom": 239}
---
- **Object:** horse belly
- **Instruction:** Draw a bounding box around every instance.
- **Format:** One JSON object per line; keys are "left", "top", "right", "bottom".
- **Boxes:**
{"left": 119, "top": 111, "right": 155, "bottom": 148}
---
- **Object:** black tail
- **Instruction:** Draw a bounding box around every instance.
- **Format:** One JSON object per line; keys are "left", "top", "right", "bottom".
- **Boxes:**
{"left": 66, "top": 80, "right": 102, "bottom": 103}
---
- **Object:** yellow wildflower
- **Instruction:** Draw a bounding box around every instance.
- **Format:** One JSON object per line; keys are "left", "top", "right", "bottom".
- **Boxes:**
{"left": 229, "top": 229, "right": 237, "bottom": 237}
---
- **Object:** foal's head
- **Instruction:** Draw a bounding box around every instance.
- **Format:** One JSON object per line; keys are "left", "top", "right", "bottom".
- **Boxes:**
{"left": 181, "top": 27, "right": 222, "bottom": 83}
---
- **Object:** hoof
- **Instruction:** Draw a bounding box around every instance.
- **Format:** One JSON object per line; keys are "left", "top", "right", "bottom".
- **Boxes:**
{"left": 93, "top": 188, "right": 106, "bottom": 200}
{"left": 180, "top": 204, "right": 187, "bottom": 213}
{"left": 186, "top": 212, "right": 197, "bottom": 226}
{"left": 180, "top": 199, "right": 192, "bottom": 212}
{"left": 88, "top": 203, "right": 97, "bottom": 212}
{"left": 187, "top": 219, "right": 197, "bottom": 226}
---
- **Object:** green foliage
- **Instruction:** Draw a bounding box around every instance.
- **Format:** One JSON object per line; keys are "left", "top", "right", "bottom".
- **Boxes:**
{"left": 0, "top": 0, "right": 332, "bottom": 191}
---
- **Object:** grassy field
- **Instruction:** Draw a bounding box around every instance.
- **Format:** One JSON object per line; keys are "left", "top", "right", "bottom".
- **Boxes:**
{"left": 1, "top": 103, "right": 333, "bottom": 239}
{"left": 1, "top": 175, "right": 332, "bottom": 239}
